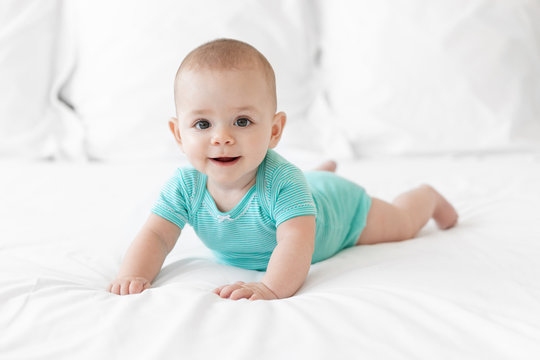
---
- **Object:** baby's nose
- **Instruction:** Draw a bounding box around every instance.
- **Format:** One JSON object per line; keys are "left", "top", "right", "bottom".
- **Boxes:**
{"left": 211, "top": 128, "right": 234, "bottom": 145}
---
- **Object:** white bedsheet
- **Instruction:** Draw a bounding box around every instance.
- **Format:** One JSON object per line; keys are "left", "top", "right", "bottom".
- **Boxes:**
{"left": 1, "top": 153, "right": 540, "bottom": 359}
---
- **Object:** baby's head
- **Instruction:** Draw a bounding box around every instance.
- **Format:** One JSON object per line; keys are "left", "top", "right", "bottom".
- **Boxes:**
{"left": 170, "top": 39, "right": 286, "bottom": 187}
{"left": 174, "top": 38, "right": 277, "bottom": 113}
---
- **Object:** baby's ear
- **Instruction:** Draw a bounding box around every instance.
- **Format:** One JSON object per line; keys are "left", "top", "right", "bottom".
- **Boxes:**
{"left": 269, "top": 112, "right": 287, "bottom": 149}
{"left": 169, "top": 117, "right": 183, "bottom": 148}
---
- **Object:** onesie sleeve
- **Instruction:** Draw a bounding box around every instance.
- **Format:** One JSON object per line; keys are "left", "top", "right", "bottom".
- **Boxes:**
{"left": 151, "top": 168, "right": 191, "bottom": 229}
{"left": 270, "top": 163, "right": 317, "bottom": 227}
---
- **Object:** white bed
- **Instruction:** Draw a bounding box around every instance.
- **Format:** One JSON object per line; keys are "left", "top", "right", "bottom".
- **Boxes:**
{"left": 1, "top": 1, "right": 540, "bottom": 359}
{"left": 1, "top": 153, "right": 540, "bottom": 359}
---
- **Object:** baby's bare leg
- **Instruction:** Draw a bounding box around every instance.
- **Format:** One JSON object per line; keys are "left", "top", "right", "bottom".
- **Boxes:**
{"left": 356, "top": 184, "right": 458, "bottom": 245}
{"left": 313, "top": 160, "right": 337, "bottom": 172}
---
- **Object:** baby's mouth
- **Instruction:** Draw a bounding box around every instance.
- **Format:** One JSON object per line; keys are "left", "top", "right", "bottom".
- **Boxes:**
{"left": 210, "top": 156, "right": 241, "bottom": 165}
{"left": 212, "top": 157, "right": 239, "bottom": 162}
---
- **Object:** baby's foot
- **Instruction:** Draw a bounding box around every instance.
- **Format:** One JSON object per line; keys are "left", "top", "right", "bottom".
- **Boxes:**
{"left": 314, "top": 160, "right": 337, "bottom": 173}
{"left": 430, "top": 187, "right": 458, "bottom": 229}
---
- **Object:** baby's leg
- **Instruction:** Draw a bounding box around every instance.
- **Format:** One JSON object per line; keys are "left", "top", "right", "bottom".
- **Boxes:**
{"left": 313, "top": 160, "right": 337, "bottom": 172}
{"left": 356, "top": 184, "right": 458, "bottom": 245}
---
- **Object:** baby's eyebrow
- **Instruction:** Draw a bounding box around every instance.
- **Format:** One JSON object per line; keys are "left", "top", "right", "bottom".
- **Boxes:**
{"left": 233, "top": 105, "right": 257, "bottom": 113}
{"left": 183, "top": 106, "right": 258, "bottom": 118}
{"left": 186, "top": 109, "right": 212, "bottom": 117}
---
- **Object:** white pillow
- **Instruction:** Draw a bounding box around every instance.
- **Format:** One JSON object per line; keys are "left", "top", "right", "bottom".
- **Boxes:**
{"left": 0, "top": 0, "right": 61, "bottom": 159}
{"left": 61, "top": 0, "right": 321, "bottom": 161}
{"left": 317, "top": 0, "right": 540, "bottom": 157}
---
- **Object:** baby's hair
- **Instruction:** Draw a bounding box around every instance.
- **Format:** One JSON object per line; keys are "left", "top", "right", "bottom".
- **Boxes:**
{"left": 174, "top": 38, "right": 277, "bottom": 110}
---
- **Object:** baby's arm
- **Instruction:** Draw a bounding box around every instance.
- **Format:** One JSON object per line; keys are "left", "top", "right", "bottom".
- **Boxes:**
{"left": 109, "top": 214, "right": 181, "bottom": 295}
{"left": 214, "top": 215, "right": 316, "bottom": 300}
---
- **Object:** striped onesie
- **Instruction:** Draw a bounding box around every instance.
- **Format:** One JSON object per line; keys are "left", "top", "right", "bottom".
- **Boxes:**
{"left": 152, "top": 149, "right": 371, "bottom": 271}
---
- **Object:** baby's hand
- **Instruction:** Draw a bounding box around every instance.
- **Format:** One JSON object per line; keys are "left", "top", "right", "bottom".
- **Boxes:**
{"left": 108, "top": 276, "right": 151, "bottom": 295}
{"left": 213, "top": 281, "right": 278, "bottom": 301}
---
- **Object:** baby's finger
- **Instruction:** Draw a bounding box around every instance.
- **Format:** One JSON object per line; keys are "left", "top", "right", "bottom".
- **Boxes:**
{"left": 213, "top": 285, "right": 226, "bottom": 295}
{"left": 217, "top": 282, "right": 245, "bottom": 298}
{"left": 230, "top": 287, "right": 254, "bottom": 300}
{"left": 109, "top": 282, "right": 120, "bottom": 295}
{"left": 129, "top": 280, "right": 144, "bottom": 294}
{"left": 120, "top": 280, "right": 131, "bottom": 295}
{"left": 217, "top": 284, "right": 239, "bottom": 298}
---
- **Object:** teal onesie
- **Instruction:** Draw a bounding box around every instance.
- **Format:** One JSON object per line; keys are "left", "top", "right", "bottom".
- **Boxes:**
{"left": 152, "top": 149, "right": 371, "bottom": 271}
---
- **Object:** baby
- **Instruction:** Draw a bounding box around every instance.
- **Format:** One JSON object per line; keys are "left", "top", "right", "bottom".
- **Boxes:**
{"left": 109, "top": 39, "right": 458, "bottom": 300}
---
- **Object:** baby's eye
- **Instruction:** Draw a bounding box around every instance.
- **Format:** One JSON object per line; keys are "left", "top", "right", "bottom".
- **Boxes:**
{"left": 194, "top": 120, "right": 211, "bottom": 130}
{"left": 234, "top": 118, "right": 252, "bottom": 127}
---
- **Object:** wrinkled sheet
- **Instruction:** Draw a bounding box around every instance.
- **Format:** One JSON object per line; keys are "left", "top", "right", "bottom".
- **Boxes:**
{"left": 1, "top": 153, "right": 540, "bottom": 359}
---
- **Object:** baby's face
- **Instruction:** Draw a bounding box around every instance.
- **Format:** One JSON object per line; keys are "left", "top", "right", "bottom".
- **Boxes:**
{"left": 171, "top": 67, "right": 285, "bottom": 189}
